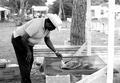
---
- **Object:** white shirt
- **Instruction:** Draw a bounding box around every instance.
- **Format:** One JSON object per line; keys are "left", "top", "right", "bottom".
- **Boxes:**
{"left": 13, "top": 18, "right": 50, "bottom": 46}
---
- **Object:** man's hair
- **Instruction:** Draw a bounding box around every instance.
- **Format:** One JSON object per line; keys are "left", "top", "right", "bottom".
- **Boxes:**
{"left": 47, "top": 18, "right": 56, "bottom": 28}
{"left": 44, "top": 18, "right": 56, "bottom": 31}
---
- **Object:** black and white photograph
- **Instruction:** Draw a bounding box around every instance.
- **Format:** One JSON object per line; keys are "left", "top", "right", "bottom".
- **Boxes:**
{"left": 0, "top": 0, "right": 119, "bottom": 83}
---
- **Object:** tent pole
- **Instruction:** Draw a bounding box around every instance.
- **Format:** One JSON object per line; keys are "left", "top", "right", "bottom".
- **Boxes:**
{"left": 107, "top": 0, "right": 115, "bottom": 83}
{"left": 87, "top": 0, "right": 91, "bottom": 56}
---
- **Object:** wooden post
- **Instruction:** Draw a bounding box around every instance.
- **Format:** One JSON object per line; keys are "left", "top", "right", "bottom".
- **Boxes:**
{"left": 107, "top": 0, "right": 115, "bottom": 83}
{"left": 86, "top": 0, "right": 91, "bottom": 56}
{"left": 76, "top": 66, "right": 107, "bottom": 83}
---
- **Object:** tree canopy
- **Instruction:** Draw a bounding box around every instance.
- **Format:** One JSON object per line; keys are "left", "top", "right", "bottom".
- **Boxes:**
{"left": 48, "top": 0, "right": 73, "bottom": 19}
{"left": 1, "top": 0, "right": 47, "bottom": 13}
{"left": 48, "top": 0, "right": 120, "bottom": 19}
{"left": 1, "top": 0, "right": 120, "bottom": 14}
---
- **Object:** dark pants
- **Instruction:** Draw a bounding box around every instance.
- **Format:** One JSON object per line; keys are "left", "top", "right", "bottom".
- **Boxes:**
{"left": 11, "top": 34, "right": 34, "bottom": 83}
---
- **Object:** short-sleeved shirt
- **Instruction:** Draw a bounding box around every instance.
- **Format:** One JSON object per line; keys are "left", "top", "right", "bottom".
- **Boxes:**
{"left": 15, "top": 18, "right": 50, "bottom": 46}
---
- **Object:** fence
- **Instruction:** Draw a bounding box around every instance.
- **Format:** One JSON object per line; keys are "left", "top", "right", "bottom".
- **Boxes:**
{"left": 91, "top": 21, "right": 108, "bottom": 35}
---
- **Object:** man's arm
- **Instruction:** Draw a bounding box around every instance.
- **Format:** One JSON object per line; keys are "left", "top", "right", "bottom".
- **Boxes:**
{"left": 44, "top": 36, "right": 62, "bottom": 58}
{"left": 21, "top": 32, "right": 31, "bottom": 62}
{"left": 44, "top": 36, "right": 56, "bottom": 52}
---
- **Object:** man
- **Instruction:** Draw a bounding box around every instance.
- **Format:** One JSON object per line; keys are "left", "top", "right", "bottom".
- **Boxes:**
{"left": 11, "top": 13, "right": 62, "bottom": 83}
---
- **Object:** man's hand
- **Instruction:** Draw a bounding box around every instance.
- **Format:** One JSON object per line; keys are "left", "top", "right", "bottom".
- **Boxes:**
{"left": 26, "top": 51, "right": 32, "bottom": 62}
{"left": 55, "top": 51, "right": 62, "bottom": 59}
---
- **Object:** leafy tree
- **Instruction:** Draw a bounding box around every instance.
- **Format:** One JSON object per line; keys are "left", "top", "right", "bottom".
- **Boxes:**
{"left": 115, "top": 0, "right": 120, "bottom": 4}
{"left": 2, "top": 0, "right": 46, "bottom": 25}
{"left": 49, "top": 0, "right": 73, "bottom": 19}
{"left": 49, "top": 0, "right": 120, "bottom": 20}
{"left": 48, "top": 0, "right": 109, "bottom": 19}
{"left": 91, "top": 0, "right": 105, "bottom": 5}
{"left": 101, "top": 0, "right": 120, "bottom": 4}
{"left": 3, "top": 0, "right": 46, "bottom": 13}
{"left": 3, "top": 0, "right": 20, "bottom": 13}
{"left": 27, "top": 0, "right": 46, "bottom": 7}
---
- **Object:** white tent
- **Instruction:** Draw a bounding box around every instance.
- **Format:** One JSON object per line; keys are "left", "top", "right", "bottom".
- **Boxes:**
{"left": 31, "top": 6, "right": 49, "bottom": 18}
{"left": 0, "top": 7, "right": 9, "bottom": 11}
{"left": 32, "top": 6, "right": 49, "bottom": 11}
{"left": 0, "top": 7, "right": 10, "bottom": 21}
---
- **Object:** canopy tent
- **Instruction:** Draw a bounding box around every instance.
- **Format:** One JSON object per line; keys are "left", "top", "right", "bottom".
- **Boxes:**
{"left": 32, "top": 6, "right": 49, "bottom": 11}
{"left": 86, "top": 0, "right": 114, "bottom": 83}
{"left": 115, "top": 5, "right": 120, "bottom": 12}
{"left": 77, "top": 0, "right": 114, "bottom": 83}
{"left": 31, "top": 0, "right": 115, "bottom": 83}
{"left": 31, "top": 6, "right": 49, "bottom": 18}
{"left": 0, "top": 7, "right": 9, "bottom": 11}
{"left": 0, "top": 7, "right": 10, "bottom": 21}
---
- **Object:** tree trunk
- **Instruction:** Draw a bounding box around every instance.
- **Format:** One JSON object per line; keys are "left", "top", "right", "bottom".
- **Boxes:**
{"left": 70, "top": 0, "right": 87, "bottom": 45}
{"left": 15, "top": 0, "right": 26, "bottom": 26}
{"left": 19, "top": 0, "right": 25, "bottom": 21}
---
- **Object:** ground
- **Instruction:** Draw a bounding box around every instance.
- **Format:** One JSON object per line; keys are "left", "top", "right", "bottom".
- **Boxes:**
{"left": 0, "top": 21, "right": 120, "bottom": 83}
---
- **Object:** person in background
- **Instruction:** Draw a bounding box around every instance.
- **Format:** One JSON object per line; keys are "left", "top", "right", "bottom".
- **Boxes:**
{"left": 11, "top": 13, "right": 62, "bottom": 83}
